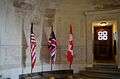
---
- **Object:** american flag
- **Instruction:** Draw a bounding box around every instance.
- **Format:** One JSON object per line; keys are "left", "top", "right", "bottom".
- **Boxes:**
{"left": 66, "top": 24, "right": 74, "bottom": 65}
{"left": 48, "top": 30, "right": 57, "bottom": 64}
{"left": 30, "top": 23, "right": 36, "bottom": 70}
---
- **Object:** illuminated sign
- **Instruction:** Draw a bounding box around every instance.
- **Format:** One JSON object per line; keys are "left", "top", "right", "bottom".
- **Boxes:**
{"left": 98, "top": 31, "right": 108, "bottom": 40}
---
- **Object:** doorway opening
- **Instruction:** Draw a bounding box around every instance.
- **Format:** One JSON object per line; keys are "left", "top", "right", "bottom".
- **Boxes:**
{"left": 93, "top": 21, "right": 117, "bottom": 64}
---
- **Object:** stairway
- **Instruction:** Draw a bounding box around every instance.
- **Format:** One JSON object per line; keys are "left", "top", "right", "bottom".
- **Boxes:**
{"left": 79, "top": 64, "right": 120, "bottom": 79}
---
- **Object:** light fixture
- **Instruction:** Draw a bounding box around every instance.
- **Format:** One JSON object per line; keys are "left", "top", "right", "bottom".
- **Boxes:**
{"left": 100, "top": 21, "right": 108, "bottom": 26}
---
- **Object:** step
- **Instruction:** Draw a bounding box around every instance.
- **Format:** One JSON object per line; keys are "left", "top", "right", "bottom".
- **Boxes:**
{"left": 93, "top": 64, "right": 118, "bottom": 69}
{"left": 79, "top": 64, "right": 120, "bottom": 79}
{"left": 75, "top": 73, "right": 100, "bottom": 79}
{"left": 79, "top": 71, "right": 113, "bottom": 79}
{"left": 85, "top": 68, "right": 120, "bottom": 76}
{"left": 86, "top": 67, "right": 120, "bottom": 72}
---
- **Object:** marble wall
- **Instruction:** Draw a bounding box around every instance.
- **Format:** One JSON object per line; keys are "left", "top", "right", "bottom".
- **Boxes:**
{"left": 0, "top": 0, "right": 22, "bottom": 78}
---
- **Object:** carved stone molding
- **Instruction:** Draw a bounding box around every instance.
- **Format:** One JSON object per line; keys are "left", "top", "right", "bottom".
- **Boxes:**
{"left": 92, "top": 0, "right": 120, "bottom": 10}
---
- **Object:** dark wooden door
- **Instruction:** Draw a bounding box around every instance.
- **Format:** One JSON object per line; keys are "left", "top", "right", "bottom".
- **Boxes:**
{"left": 94, "top": 26, "right": 114, "bottom": 62}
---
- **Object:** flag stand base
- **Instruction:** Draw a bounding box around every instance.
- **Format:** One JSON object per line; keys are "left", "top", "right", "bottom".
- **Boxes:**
{"left": 19, "top": 69, "right": 73, "bottom": 79}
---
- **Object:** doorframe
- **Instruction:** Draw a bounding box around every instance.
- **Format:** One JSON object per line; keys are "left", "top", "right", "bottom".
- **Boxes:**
{"left": 92, "top": 21, "right": 117, "bottom": 64}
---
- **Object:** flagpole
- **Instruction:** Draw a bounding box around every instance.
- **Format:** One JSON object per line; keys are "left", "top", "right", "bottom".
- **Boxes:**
{"left": 30, "top": 22, "right": 33, "bottom": 79}
{"left": 31, "top": 49, "right": 32, "bottom": 78}
{"left": 41, "top": 58, "right": 43, "bottom": 72}
{"left": 21, "top": 16, "right": 24, "bottom": 74}
{"left": 51, "top": 58, "right": 53, "bottom": 71}
{"left": 67, "top": 25, "right": 73, "bottom": 70}
{"left": 69, "top": 64, "right": 71, "bottom": 69}
{"left": 30, "top": 22, "right": 37, "bottom": 79}
{"left": 84, "top": 12, "right": 88, "bottom": 67}
{"left": 49, "top": 24, "right": 57, "bottom": 71}
{"left": 50, "top": 25, "right": 53, "bottom": 71}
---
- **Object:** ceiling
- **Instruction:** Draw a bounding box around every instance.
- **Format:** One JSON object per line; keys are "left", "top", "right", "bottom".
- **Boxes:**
{"left": 13, "top": 0, "right": 120, "bottom": 11}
